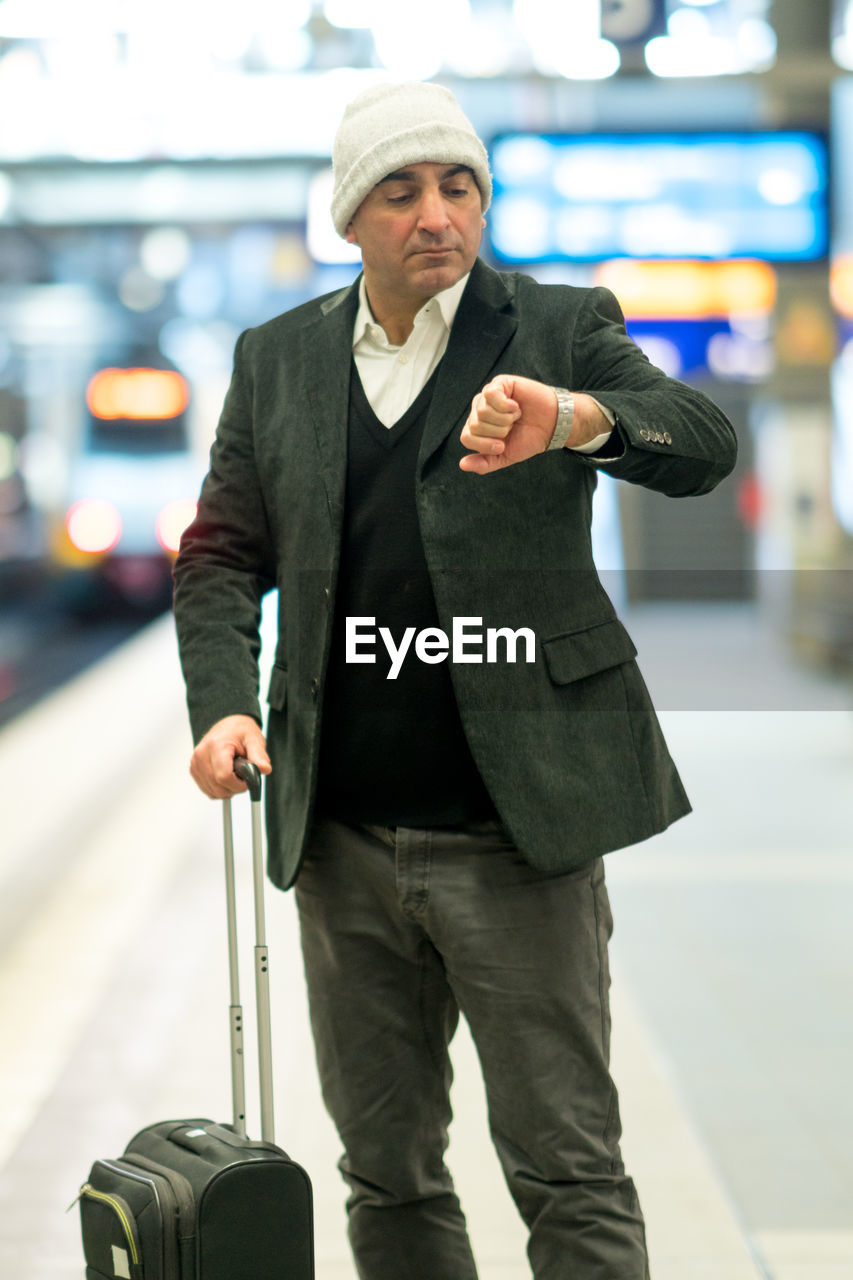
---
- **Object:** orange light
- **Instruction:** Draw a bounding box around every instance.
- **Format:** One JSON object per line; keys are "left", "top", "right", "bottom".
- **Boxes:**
{"left": 66, "top": 499, "right": 122, "bottom": 554}
{"left": 156, "top": 498, "right": 197, "bottom": 553}
{"left": 594, "top": 259, "right": 777, "bottom": 320}
{"left": 86, "top": 368, "right": 189, "bottom": 421}
{"left": 830, "top": 254, "right": 853, "bottom": 318}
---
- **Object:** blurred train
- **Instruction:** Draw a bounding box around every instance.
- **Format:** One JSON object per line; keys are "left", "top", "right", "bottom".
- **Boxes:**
{"left": 48, "top": 354, "right": 201, "bottom": 611}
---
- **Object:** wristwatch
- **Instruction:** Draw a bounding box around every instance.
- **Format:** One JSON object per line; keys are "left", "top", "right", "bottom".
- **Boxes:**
{"left": 547, "top": 387, "right": 574, "bottom": 450}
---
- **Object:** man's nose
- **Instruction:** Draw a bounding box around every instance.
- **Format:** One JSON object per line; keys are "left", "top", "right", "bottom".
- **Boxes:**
{"left": 417, "top": 187, "right": 451, "bottom": 233}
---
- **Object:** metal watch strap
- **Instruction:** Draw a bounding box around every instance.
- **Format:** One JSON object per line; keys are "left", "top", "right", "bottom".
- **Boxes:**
{"left": 547, "top": 387, "right": 574, "bottom": 450}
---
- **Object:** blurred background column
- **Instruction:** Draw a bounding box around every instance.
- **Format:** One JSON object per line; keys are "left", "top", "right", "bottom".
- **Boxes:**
{"left": 753, "top": 0, "right": 853, "bottom": 669}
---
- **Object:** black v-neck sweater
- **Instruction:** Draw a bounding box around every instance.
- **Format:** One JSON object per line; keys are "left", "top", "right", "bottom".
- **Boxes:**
{"left": 315, "top": 364, "right": 495, "bottom": 827}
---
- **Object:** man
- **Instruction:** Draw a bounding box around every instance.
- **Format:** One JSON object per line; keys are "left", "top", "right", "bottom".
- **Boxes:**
{"left": 174, "top": 82, "right": 737, "bottom": 1280}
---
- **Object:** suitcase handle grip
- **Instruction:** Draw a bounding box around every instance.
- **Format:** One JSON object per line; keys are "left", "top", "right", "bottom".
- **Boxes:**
{"left": 233, "top": 757, "right": 262, "bottom": 801}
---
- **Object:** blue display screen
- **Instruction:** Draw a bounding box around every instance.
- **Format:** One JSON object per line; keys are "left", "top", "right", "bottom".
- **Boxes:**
{"left": 487, "top": 131, "right": 829, "bottom": 263}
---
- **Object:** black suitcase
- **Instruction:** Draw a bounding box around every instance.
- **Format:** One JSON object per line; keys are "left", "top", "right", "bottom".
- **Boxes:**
{"left": 75, "top": 760, "right": 314, "bottom": 1279}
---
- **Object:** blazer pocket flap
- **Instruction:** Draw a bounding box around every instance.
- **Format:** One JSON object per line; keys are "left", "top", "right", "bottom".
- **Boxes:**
{"left": 266, "top": 664, "right": 288, "bottom": 711}
{"left": 543, "top": 619, "right": 637, "bottom": 686}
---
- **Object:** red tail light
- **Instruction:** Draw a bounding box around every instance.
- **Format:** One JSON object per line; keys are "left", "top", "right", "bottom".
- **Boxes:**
{"left": 66, "top": 499, "right": 122, "bottom": 554}
{"left": 156, "top": 498, "right": 197, "bottom": 553}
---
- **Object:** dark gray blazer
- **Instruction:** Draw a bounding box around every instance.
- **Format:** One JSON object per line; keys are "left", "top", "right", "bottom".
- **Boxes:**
{"left": 174, "top": 259, "right": 737, "bottom": 889}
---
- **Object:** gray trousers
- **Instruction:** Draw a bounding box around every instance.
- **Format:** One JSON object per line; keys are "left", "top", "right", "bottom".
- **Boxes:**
{"left": 294, "top": 817, "right": 650, "bottom": 1280}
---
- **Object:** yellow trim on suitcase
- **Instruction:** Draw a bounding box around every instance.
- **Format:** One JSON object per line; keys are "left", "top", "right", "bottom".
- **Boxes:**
{"left": 80, "top": 1184, "right": 140, "bottom": 1267}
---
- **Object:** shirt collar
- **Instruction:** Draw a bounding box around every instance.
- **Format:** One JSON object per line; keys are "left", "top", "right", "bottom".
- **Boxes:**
{"left": 353, "top": 271, "right": 471, "bottom": 349}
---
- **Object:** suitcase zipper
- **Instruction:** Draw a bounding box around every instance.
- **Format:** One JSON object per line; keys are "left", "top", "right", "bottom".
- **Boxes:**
{"left": 120, "top": 1151, "right": 195, "bottom": 1223}
{"left": 77, "top": 1183, "right": 140, "bottom": 1267}
{"left": 120, "top": 1149, "right": 196, "bottom": 1264}
{"left": 98, "top": 1157, "right": 180, "bottom": 1276}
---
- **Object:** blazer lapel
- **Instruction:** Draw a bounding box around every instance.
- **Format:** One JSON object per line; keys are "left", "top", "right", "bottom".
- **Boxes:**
{"left": 300, "top": 262, "right": 517, "bottom": 498}
{"left": 304, "top": 277, "right": 360, "bottom": 522}
{"left": 418, "top": 259, "right": 518, "bottom": 474}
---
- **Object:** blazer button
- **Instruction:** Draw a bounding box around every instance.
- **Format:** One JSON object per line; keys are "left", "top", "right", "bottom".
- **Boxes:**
{"left": 311, "top": 677, "right": 320, "bottom": 698}
{"left": 640, "top": 428, "right": 651, "bottom": 441}
{"left": 663, "top": 432, "right": 672, "bottom": 445}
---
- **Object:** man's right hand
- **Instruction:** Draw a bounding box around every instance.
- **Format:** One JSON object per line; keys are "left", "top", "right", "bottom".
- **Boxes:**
{"left": 189, "top": 714, "right": 272, "bottom": 799}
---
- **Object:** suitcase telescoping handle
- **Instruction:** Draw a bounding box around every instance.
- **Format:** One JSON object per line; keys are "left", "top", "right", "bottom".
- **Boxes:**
{"left": 222, "top": 758, "right": 275, "bottom": 1144}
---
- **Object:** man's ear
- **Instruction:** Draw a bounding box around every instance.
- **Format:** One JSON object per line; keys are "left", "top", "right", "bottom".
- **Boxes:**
{"left": 344, "top": 221, "right": 358, "bottom": 246}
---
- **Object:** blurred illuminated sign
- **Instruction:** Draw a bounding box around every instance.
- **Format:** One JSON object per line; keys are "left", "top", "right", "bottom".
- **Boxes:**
{"left": 488, "top": 131, "right": 828, "bottom": 263}
{"left": 86, "top": 368, "right": 189, "bottom": 420}
{"left": 594, "top": 259, "right": 777, "bottom": 318}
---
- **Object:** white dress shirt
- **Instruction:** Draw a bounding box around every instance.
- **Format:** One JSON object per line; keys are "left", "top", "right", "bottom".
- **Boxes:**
{"left": 352, "top": 273, "right": 615, "bottom": 453}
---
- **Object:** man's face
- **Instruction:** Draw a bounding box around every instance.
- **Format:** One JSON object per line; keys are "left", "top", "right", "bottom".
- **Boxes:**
{"left": 345, "top": 161, "right": 485, "bottom": 311}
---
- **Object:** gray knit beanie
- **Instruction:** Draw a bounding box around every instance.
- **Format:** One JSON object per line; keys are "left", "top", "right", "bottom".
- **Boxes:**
{"left": 331, "top": 81, "right": 492, "bottom": 237}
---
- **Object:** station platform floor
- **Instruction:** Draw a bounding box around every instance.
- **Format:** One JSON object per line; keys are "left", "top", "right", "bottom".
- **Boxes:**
{"left": 0, "top": 598, "right": 851, "bottom": 1279}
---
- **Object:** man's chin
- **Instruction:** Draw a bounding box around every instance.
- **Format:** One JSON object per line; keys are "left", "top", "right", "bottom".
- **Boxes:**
{"left": 412, "top": 256, "right": 465, "bottom": 291}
